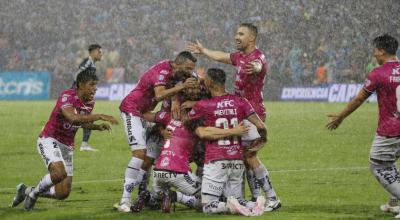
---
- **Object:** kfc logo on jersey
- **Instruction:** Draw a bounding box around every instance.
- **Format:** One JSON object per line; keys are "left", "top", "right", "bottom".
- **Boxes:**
{"left": 217, "top": 100, "right": 234, "bottom": 108}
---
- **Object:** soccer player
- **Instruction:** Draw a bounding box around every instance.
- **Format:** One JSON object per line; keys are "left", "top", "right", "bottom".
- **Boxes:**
{"left": 132, "top": 108, "right": 250, "bottom": 213}
{"left": 326, "top": 34, "right": 400, "bottom": 217}
{"left": 115, "top": 51, "right": 199, "bottom": 212}
{"left": 72, "top": 44, "right": 103, "bottom": 151}
{"left": 187, "top": 23, "right": 281, "bottom": 211}
{"left": 188, "top": 68, "right": 267, "bottom": 216}
{"left": 11, "top": 67, "right": 118, "bottom": 211}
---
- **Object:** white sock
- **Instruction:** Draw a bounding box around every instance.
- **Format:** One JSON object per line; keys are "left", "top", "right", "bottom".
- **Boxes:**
{"left": 40, "top": 186, "right": 56, "bottom": 198}
{"left": 177, "top": 191, "right": 200, "bottom": 208}
{"left": 30, "top": 174, "right": 53, "bottom": 198}
{"left": 254, "top": 164, "right": 277, "bottom": 199}
{"left": 203, "top": 201, "right": 229, "bottom": 214}
{"left": 121, "top": 157, "right": 144, "bottom": 203}
{"left": 389, "top": 196, "right": 398, "bottom": 206}
{"left": 246, "top": 169, "right": 261, "bottom": 199}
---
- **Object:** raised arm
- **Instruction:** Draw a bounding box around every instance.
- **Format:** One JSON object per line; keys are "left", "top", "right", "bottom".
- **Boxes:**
{"left": 61, "top": 106, "right": 118, "bottom": 125}
{"left": 186, "top": 40, "right": 232, "bottom": 64}
{"left": 195, "top": 122, "right": 249, "bottom": 140}
{"left": 326, "top": 89, "right": 371, "bottom": 130}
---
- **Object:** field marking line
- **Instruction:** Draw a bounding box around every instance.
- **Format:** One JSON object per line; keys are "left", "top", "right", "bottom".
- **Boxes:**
{"left": 0, "top": 166, "right": 369, "bottom": 192}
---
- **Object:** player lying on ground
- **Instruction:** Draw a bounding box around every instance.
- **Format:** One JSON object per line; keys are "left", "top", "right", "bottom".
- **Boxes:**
{"left": 11, "top": 67, "right": 118, "bottom": 211}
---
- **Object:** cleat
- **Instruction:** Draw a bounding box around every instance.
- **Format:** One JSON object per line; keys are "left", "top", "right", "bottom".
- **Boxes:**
{"left": 380, "top": 203, "right": 400, "bottom": 214}
{"left": 24, "top": 194, "right": 37, "bottom": 211}
{"left": 265, "top": 198, "right": 281, "bottom": 212}
{"left": 252, "top": 196, "right": 266, "bottom": 216}
{"left": 11, "top": 183, "right": 27, "bottom": 207}
{"left": 114, "top": 201, "right": 131, "bottom": 213}
{"left": 80, "top": 144, "right": 99, "bottom": 151}
{"left": 227, "top": 196, "right": 252, "bottom": 216}
{"left": 160, "top": 191, "right": 171, "bottom": 213}
{"left": 131, "top": 190, "right": 150, "bottom": 212}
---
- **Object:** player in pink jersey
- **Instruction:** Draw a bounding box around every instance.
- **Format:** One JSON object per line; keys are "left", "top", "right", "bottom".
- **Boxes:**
{"left": 326, "top": 34, "right": 400, "bottom": 218}
{"left": 11, "top": 68, "right": 118, "bottom": 211}
{"left": 187, "top": 23, "right": 280, "bottom": 211}
{"left": 115, "top": 51, "right": 199, "bottom": 212}
{"left": 187, "top": 68, "right": 267, "bottom": 216}
{"left": 130, "top": 107, "right": 250, "bottom": 213}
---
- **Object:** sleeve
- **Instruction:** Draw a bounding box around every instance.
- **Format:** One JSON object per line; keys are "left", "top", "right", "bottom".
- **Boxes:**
{"left": 230, "top": 51, "right": 239, "bottom": 66}
{"left": 155, "top": 111, "right": 171, "bottom": 126}
{"left": 363, "top": 69, "right": 379, "bottom": 93}
{"left": 241, "top": 97, "right": 256, "bottom": 118}
{"left": 60, "top": 93, "right": 75, "bottom": 109}
{"left": 188, "top": 101, "right": 205, "bottom": 121}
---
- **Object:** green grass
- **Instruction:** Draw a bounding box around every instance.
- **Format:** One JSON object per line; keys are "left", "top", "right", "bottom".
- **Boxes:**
{"left": 0, "top": 101, "right": 394, "bottom": 219}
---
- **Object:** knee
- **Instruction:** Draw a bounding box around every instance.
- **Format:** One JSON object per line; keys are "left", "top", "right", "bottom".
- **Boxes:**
{"left": 49, "top": 164, "right": 68, "bottom": 184}
{"left": 55, "top": 189, "right": 71, "bottom": 200}
{"left": 244, "top": 155, "right": 260, "bottom": 169}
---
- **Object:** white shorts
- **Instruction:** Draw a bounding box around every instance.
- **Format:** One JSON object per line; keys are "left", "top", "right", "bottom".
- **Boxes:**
{"left": 121, "top": 112, "right": 150, "bottom": 151}
{"left": 241, "top": 119, "right": 261, "bottom": 142}
{"left": 201, "top": 160, "right": 244, "bottom": 203}
{"left": 37, "top": 137, "right": 73, "bottom": 176}
{"left": 370, "top": 135, "right": 400, "bottom": 164}
{"left": 152, "top": 170, "right": 201, "bottom": 196}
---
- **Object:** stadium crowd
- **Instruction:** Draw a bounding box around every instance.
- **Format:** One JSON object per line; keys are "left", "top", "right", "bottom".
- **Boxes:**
{"left": 0, "top": 0, "right": 399, "bottom": 99}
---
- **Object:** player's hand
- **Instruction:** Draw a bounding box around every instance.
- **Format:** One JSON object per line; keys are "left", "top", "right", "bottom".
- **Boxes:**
{"left": 161, "top": 129, "right": 173, "bottom": 139}
{"left": 183, "top": 77, "right": 199, "bottom": 89}
{"left": 181, "top": 101, "right": 197, "bottom": 109}
{"left": 326, "top": 113, "right": 344, "bottom": 130}
{"left": 100, "top": 114, "right": 119, "bottom": 125}
{"left": 186, "top": 40, "right": 204, "bottom": 54}
{"left": 171, "top": 100, "right": 181, "bottom": 120}
{"left": 97, "top": 123, "right": 112, "bottom": 131}
{"left": 245, "top": 61, "right": 262, "bottom": 74}
{"left": 233, "top": 122, "right": 250, "bottom": 136}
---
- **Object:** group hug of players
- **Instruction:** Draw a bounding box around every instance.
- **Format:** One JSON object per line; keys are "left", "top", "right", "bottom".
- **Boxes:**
{"left": 10, "top": 23, "right": 280, "bottom": 216}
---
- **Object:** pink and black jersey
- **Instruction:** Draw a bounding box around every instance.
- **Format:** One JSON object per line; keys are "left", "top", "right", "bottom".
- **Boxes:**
{"left": 230, "top": 49, "right": 267, "bottom": 121}
{"left": 120, "top": 60, "right": 174, "bottom": 116}
{"left": 40, "top": 89, "right": 95, "bottom": 149}
{"left": 363, "top": 60, "right": 400, "bottom": 137}
{"left": 154, "top": 112, "right": 196, "bottom": 173}
{"left": 188, "top": 94, "right": 255, "bottom": 163}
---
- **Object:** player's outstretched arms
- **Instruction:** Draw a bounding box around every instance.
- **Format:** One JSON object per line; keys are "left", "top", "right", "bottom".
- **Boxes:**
{"left": 62, "top": 106, "right": 118, "bottom": 125}
{"left": 186, "top": 40, "right": 231, "bottom": 64}
{"left": 195, "top": 122, "right": 249, "bottom": 140}
{"left": 326, "top": 89, "right": 371, "bottom": 130}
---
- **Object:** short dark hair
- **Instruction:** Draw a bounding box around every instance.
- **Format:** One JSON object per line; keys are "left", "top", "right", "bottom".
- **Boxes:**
{"left": 240, "top": 23, "right": 258, "bottom": 38}
{"left": 373, "top": 34, "right": 398, "bottom": 55}
{"left": 175, "top": 51, "right": 197, "bottom": 64}
{"left": 88, "top": 44, "right": 102, "bottom": 53}
{"left": 76, "top": 67, "right": 98, "bottom": 88}
{"left": 206, "top": 68, "right": 226, "bottom": 85}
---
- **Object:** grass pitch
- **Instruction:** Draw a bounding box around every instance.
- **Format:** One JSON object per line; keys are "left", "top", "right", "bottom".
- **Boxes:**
{"left": 0, "top": 101, "right": 395, "bottom": 219}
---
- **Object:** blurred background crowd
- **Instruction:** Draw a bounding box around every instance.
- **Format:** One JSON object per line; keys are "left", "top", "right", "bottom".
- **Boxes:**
{"left": 0, "top": 0, "right": 399, "bottom": 99}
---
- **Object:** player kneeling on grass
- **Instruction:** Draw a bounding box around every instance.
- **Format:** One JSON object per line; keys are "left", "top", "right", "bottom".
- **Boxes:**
{"left": 11, "top": 68, "right": 118, "bottom": 211}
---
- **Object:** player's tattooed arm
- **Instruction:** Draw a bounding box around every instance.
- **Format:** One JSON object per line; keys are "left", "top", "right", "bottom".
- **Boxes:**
{"left": 61, "top": 106, "right": 118, "bottom": 125}
{"left": 326, "top": 89, "right": 371, "bottom": 130}
{"left": 195, "top": 122, "right": 250, "bottom": 140}
{"left": 186, "top": 40, "right": 231, "bottom": 64}
{"left": 154, "top": 78, "right": 198, "bottom": 102}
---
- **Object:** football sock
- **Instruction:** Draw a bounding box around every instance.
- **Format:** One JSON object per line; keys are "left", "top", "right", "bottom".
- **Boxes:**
{"left": 39, "top": 186, "right": 56, "bottom": 198}
{"left": 370, "top": 162, "right": 400, "bottom": 199}
{"left": 389, "top": 196, "right": 398, "bottom": 206}
{"left": 246, "top": 169, "right": 261, "bottom": 198}
{"left": 30, "top": 174, "right": 53, "bottom": 198}
{"left": 254, "top": 164, "right": 277, "bottom": 199}
{"left": 82, "top": 128, "right": 91, "bottom": 142}
{"left": 121, "top": 157, "right": 144, "bottom": 203}
{"left": 203, "top": 201, "right": 229, "bottom": 214}
{"left": 176, "top": 191, "right": 200, "bottom": 208}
